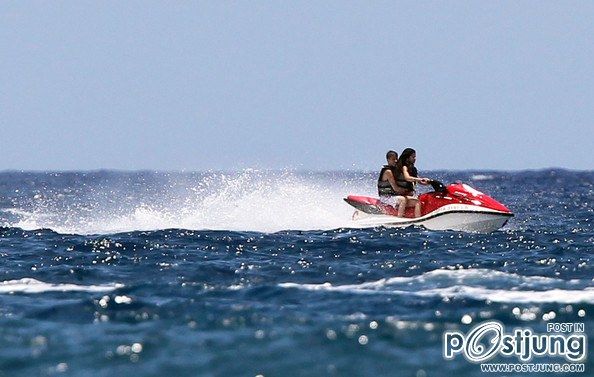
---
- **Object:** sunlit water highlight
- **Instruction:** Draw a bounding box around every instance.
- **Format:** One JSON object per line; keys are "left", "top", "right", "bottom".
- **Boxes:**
{"left": 0, "top": 169, "right": 592, "bottom": 376}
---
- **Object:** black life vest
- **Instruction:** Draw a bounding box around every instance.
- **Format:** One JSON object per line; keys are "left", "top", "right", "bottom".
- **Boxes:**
{"left": 395, "top": 165, "right": 418, "bottom": 192}
{"left": 377, "top": 165, "right": 400, "bottom": 196}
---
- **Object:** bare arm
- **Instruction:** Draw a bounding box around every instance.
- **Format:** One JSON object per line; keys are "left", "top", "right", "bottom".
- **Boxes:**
{"left": 403, "top": 166, "right": 430, "bottom": 185}
{"left": 384, "top": 170, "right": 401, "bottom": 192}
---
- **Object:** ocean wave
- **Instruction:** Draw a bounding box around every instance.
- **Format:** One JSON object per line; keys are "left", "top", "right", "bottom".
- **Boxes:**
{"left": 470, "top": 174, "right": 494, "bottom": 181}
{"left": 278, "top": 268, "right": 594, "bottom": 304}
{"left": 0, "top": 278, "right": 123, "bottom": 294}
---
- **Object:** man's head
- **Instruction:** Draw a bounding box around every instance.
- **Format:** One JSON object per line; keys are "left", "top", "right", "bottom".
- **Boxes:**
{"left": 386, "top": 150, "right": 398, "bottom": 166}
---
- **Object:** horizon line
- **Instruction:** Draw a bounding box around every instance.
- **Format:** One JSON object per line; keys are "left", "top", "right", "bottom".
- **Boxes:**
{"left": 0, "top": 167, "right": 592, "bottom": 174}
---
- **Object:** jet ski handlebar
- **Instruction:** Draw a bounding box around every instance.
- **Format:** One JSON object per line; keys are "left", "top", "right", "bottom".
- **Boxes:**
{"left": 429, "top": 180, "right": 447, "bottom": 193}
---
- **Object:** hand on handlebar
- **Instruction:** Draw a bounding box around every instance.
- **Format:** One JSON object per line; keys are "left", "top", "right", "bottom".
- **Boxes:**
{"left": 419, "top": 178, "right": 431, "bottom": 185}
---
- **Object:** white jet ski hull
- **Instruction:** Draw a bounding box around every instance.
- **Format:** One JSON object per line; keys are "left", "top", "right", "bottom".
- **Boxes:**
{"left": 351, "top": 204, "right": 513, "bottom": 233}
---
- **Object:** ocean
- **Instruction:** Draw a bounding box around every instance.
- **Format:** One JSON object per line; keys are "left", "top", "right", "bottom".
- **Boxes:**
{"left": 0, "top": 169, "right": 592, "bottom": 376}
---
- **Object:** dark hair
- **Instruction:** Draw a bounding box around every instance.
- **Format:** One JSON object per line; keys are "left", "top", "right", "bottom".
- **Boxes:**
{"left": 397, "top": 148, "right": 416, "bottom": 171}
{"left": 386, "top": 150, "right": 398, "bottom": 161}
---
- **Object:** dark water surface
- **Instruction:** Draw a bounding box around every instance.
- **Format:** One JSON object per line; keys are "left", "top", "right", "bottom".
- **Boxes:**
{"left": 0, "top": 170, "right": 592, "bottom": 376}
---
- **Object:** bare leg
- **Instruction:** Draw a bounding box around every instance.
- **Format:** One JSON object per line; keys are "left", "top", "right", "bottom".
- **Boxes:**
{"left": 397, "top": 196, "right": 420, "bottom": 218}
{"left": 398, "top": 197, "right": 407, "bottom": 217}
{"left": 414, "top": 201, "right": 421, "bottom": 218}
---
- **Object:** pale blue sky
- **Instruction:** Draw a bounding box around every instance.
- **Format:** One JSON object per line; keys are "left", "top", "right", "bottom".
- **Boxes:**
{"left": 1, "top": 1, "right": 593, "bottom": 171}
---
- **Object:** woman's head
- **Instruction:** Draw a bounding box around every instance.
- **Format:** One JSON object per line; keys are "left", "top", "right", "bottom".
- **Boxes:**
{"left": 398, "top": 148, "right": 416, "bottom": 167}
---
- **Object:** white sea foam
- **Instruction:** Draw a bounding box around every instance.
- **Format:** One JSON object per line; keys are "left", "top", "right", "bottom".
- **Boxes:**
{"left": 5, "top": 171, "right": 366, "bottom": 234}
{"left": 415, "top": 286, "right": 594, "bottom": 304}
{"left": 280, "top": 269, "right": 563, "bottom": 289}
{"left": 1, "top": 208, "right": 34, "bottom": 216}
{"left": 0, "top": 278, "right": 123, "bottom": 294}
{"left": 278, "top": 268, "right": 594, "bottom": 304}
{"left": 471, "top": 174, "right": 494, "bottom": 181}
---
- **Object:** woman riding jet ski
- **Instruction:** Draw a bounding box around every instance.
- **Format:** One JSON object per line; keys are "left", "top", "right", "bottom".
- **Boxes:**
{"left": 345, "top": 180, "right": 513, "bottom": 233}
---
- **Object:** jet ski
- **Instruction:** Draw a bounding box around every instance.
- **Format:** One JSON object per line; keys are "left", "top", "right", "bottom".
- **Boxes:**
{"left": 344, "top": 181, "right": 513, "bottom": 233}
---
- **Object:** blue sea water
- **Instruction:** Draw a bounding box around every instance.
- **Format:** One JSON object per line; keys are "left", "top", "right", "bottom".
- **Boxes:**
{"left": 0, "top": 169, "right": 592, "bottom": 376}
